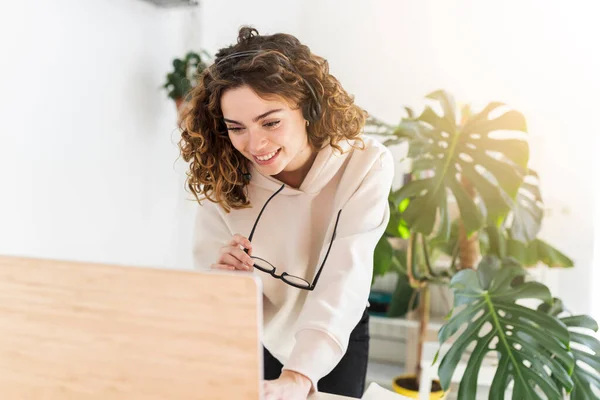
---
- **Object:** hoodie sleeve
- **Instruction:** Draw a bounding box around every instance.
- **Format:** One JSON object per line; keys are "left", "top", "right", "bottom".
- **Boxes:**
{"left": 282, "top": 148, "right": 395, "bottom": 390}
{"left": 191, "top": 200, "right": 232, "bottom": 271}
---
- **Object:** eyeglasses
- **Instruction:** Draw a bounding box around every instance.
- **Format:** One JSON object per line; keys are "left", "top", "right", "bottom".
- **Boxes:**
{"left": 245, "top": 184, "right": 342, "bottom": 291}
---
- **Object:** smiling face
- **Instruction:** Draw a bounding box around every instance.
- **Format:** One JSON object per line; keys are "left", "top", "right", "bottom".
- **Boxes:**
{"left": 221, "top": 85, "right": 315, "bottom": 182}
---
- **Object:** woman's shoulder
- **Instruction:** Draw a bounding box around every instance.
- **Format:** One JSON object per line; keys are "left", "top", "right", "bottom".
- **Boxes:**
{"left": 330, "top": 136, "right": 394, "bottom": 205}
{"left": 347, "top": 135, "right": 394, "bottom": 173}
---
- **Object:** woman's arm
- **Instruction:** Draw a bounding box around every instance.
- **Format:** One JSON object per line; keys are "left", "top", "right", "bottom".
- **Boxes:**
{"left": 282, "top": 147, "right": 395, "bottom": 390}
{"left": 191, "top": 200, "right": 232, "bottom": 271}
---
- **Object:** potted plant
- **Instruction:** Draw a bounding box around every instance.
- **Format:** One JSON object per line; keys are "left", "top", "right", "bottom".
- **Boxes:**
{"left": 162, "top": 50, "right": 210, "bottom": 111}
{"left": 370, "top": 90, "right": 597, "bottom": 398}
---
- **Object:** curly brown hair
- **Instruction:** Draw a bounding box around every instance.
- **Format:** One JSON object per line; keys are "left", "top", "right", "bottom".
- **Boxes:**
{"left": 178, "top": 26, "right": 367, "bottom": 212}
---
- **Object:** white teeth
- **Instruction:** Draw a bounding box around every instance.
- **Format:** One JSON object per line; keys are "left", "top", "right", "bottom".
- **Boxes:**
{"left": 256, "top": 149, "right": 278, "bottom": 161}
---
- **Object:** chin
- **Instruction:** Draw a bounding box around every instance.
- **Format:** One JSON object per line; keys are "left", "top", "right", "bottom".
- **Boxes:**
{"left": 259, "top": 163, "right": 286, "bottom": 176}
{"left": 251, "top": 156, "right": 286, "bottom": 175}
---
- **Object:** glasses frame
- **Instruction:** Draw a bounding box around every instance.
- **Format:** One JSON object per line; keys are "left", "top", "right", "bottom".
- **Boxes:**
{"left": 245, "top": 184, "right": 342, "bottom": 291}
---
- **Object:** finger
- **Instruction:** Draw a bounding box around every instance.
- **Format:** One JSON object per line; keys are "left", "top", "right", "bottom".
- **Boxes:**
{"left": 262, "top": 381, "right": 275, "bottom": 399}
{"left": 263, "top": 391, "right": 276, "bottom": 400}
{"left": 219, "top": 246, "right": 254, "bottom": 269}
{"left": 221, "top": 253, "right": 252, "bottom": 271}
{"left": 229, "top": 234, "right": 252, "bottom": 251}
{"left": 210, "top": 264, "right": 235, "bottom": 271}
{"left": 228, "top": 246, "right": 255, "bottom": 268}
{"left": 218, "top": 243, "right": 249, "bottom": 258}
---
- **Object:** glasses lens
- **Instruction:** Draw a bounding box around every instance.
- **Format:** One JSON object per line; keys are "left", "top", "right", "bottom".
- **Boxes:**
{"left": 282, "top": 274, "right": 311, "bottom": 289}
{"left": 251, "top": 257, "right": 275, "bottom": 273}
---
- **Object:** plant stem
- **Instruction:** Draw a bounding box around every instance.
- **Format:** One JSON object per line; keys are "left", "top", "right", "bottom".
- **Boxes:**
{"left": 407, "top": 288, "right": 419, "bottom": 315}
{"left": 415, "top": 284, "right": 431, "bottom": 389}
{"left": 458, "top": 175, "right": 480, "bottom": 269}
{"left": 486, "top": 226, "right": 505, "bottom": 259}
{"left": 449, "top": 240, "right": 460, "bottom": 274}
{"left": 422, "top": 238, "right": 439, "bottom": 278}
{"left": 407, "top": 233, "right": 422, "bottom": 287}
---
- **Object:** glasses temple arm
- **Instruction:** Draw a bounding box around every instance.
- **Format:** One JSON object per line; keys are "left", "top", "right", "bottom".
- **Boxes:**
{"left": 247, "top": 184, "right": 286, "bottom": 243}
{"left": 310, "top": 209, "right": 342, "bottom": 289}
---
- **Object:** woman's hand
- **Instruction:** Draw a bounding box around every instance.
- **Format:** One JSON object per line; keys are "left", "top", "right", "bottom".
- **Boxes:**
{"left": 263, "top": 370, "right": 313, "bottom": 400}
{"left": 210, "top": 234, "right": 254, "bottom": 271}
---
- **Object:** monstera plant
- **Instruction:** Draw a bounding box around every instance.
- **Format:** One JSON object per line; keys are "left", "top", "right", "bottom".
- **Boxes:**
{"left": 539, "top": 298, "right": 600, "bottom": 399}
{"left": 369, "top": 90, "right": 589, "bottom": 398}
{"left": 439, "top": 257, "right": 600, "bottom": 399}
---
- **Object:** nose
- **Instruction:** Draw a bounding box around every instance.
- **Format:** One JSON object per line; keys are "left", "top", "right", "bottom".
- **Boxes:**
{"left": 247, "top": 127, "right": 269, "bottom": 153}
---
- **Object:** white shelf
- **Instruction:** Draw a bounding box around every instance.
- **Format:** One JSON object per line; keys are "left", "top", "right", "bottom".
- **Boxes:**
{"left": 367, "top": 315, "right": 499, "bottom": 399}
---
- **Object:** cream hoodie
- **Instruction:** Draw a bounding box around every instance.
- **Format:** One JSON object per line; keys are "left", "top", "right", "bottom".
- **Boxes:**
{"left": 192, "top": 135, "right": 394, "bottom": 389}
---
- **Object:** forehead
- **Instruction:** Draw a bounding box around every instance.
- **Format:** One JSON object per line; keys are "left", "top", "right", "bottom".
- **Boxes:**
{"left": 220, "top": 86, "right": 289, "bottom": 121}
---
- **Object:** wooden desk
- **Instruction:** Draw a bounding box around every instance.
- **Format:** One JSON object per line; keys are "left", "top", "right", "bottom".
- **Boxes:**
{"left": 0, "top": 256, "right": 263, "bottom": 400}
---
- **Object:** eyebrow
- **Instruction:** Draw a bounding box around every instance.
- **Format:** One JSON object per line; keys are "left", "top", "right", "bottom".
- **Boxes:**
{"left": 223, "top": 109, "right": 283, "bottom": 125}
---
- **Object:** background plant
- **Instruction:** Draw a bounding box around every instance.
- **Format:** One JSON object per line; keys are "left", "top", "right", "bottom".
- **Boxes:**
{"left": 162, "top": 50, "right": 210, "bottom": 102}
{"left": 368, "top": 90, "right": 584, "bottom": 396}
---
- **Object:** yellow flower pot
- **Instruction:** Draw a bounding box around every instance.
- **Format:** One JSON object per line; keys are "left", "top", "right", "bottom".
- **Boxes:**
{"left": 392, "top": 374, "right": 447, "bottom": 399}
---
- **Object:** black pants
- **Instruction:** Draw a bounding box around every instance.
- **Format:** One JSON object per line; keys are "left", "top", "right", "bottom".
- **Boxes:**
{"left": 263, "top": 308, "right": 370, "bottom": 398}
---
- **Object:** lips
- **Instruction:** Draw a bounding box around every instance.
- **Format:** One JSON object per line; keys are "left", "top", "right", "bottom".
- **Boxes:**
{"left": 252, "top": 148, "right": 281, "bottom": 166}
{"left": 255, "top": 150, "right": 279, "bottom": 161}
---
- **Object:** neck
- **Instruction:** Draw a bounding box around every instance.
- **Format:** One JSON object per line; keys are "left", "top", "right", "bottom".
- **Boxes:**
{"left": 274, "top": 147, "right": 318, "bottom": 188}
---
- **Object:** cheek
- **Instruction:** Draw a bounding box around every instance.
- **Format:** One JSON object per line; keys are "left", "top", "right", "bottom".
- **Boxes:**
{"left": 228, "top": 135, "right": 246, "bottom": 153}
{"left": 279, "top": 125, "right": 306, "bottom": 150}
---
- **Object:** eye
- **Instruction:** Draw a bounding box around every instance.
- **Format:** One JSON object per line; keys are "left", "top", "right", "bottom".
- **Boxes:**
{"left": 264, "top": 120, "right": 281, "bottom": 129}
{"left": 226, "top": 126, "right": 245, "bottom": 133}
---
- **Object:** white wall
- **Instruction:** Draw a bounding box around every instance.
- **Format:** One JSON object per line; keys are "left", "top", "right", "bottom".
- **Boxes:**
{"left": 594, "top": 144, "right": 600, "bottom": 325}
{"left": 1, "top": 0, "right": 597, "bottom": 316}
{"left": 0, "top": 0, "right": 200, "bottom": 270}
{"left": 199, "top": 0, "right": 599, "bottom": 315}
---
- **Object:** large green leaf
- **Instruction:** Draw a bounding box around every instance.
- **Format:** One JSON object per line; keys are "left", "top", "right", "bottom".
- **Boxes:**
{"left": 387, "top": 272, "right": 416, "bottom": 318}
{"left": 539, "top": 299, "right": 600, "bottom": 399}
{"left": 373, "top": 236, "right": 394, "bottom": 279}
{"left": 564, "top": 317, "right": 600, "bottom": 400}
{"left": 507, "top": 238, "right": 574, "bottom": 268}
{"left": 507, "top": 169, "right": 544, "bottom": 243}
{"left": 393, "top": 90, "right": 529, "bottom": 241}
{"left": 438, "top": 256, "right": 574, "bottom": 399}
{"left": 373, "top": 192, "right": 410, "bottom": 282}
{"left": 386, "top": 193, "right": 410, "bottom": 239}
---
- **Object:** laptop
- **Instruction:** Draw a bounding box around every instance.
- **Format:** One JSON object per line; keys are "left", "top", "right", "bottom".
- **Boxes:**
{"left": 0, "top": 255, "right": 263, "bottom": 399}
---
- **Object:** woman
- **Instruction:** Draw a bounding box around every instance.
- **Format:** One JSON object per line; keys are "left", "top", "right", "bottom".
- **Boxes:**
{"left": 179, "top": 26, "right": 394, "bottom": 400}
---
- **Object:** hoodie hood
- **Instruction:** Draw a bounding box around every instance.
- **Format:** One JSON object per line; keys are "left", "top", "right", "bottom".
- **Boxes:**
{"left": 248, "top": 139, "right": 354, "bottom": 195}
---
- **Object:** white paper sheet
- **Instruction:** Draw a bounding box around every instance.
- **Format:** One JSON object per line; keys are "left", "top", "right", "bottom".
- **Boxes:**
{"left": 361, "top": 382, "right": 414, "bottom": 399}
